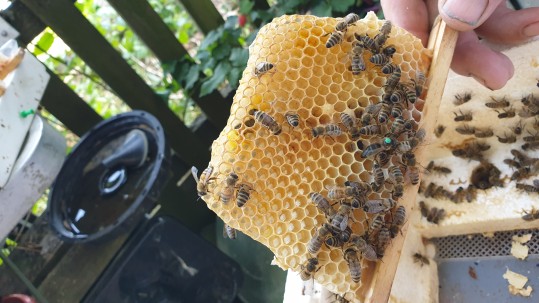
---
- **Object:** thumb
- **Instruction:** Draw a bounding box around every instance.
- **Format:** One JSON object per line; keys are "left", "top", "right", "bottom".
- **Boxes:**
{"left": 438, "top": 0, "right": 505, "bottom": 31}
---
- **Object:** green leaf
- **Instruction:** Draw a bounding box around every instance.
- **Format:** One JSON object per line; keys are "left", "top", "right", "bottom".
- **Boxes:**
{"left": 161, "top": 60, "right": 177, "bottom": 75}
{"left": 227, "top": 67, "right": 242, "bottom": 89}
{"left": 213, "top": 43, "right": 232, "bottom": 60}
{"left": 200, "top": 57, "right": 216, "bottom": 72}
{"left": 34, "top": 32, "right": 54, "bottom": 55}
{"left": 155, "top": 89, "right": 171, "bottom": 102}
{"left": 179, "top": 30, "right": 189, "bottom": 44}
{"left": 229, "top": 48, "right": 249, "bottom": 67}
{"left": 311, "top": 1, "right": 332, "bottom": 17}
{"left": 224, "top": 16, "right": 238, "bottom": 30}
{"left": 199, "top": 28, "right": 223, "bottom": 50}
{"left": 239, "top": 0, "right": 255, "bottom": 14}
{"left": 184, "top": 64, "right": 200, "bottom": 91}
{"left": 331, "top": 0, "right": 355, "bottom": 13}
{"left": 200, "top": 61, "right": 231, "bottom": 97}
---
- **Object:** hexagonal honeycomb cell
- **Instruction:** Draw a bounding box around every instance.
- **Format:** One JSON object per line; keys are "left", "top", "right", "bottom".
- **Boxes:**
{"left": 198, "top": 13, "right": 431, "bottom": 302}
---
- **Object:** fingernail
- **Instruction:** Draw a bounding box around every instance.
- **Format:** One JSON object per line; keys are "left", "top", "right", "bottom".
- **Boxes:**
{"left": 523, "top": 22, "right": 539, "bottom": 37}
{"left": 470, "top": 74, "right": 493, "bottom": 90}
{"left": 442, "top": 0, "right": 488, "bottom": 26}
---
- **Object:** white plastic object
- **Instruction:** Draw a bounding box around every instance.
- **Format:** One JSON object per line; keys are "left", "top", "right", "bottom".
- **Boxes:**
{"left": 0, "top": 116, "right": 66, "bottom": 240}
{"left": 0, "top": 40, "right": 50, "bottom": 187}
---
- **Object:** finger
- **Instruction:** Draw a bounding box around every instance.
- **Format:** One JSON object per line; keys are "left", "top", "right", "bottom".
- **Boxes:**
{"left": 450, "top": 31, "right": 514, "bottom": 90}
{"left": 438, "top": 0, "right": 505, "bottom": 31}
{"left": 475, "top": 5, "right": 539, "bottom": 44}
{"left": 380, "top": 0, "right": 430, "bottom": 45}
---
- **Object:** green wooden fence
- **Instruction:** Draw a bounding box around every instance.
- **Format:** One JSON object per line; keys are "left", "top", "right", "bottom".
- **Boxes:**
{"left": 0, "top": 0, "right": 260, "bottom": 301}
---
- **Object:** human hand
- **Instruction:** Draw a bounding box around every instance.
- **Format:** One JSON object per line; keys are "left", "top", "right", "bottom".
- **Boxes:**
{"left": 380, "top": 0, "right": 539, "bottom": 90}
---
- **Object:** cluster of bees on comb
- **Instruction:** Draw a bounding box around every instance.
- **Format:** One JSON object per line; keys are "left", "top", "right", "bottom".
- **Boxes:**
{"left": 193, "top": 13, "right": 430, "bottom": 299}
{"left": 419, "top": 88, "right": 539, "bottom": 225}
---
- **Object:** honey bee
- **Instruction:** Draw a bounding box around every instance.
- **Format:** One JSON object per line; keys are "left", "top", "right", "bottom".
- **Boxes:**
{"left": 496, "top": 107, "right": 516, "bottom": 119}
{"left": 377, "top": 102, "right": 391, "bottom": 124}
{"left": 516, "top": 182, "right": 539, "bottom": 193}
{"left": 503, "top": 158, "right": 521, "bottom": 169}
{"left": 422, "top": 182, "right": 436, "bottom": 198}
{"left": 465, "top": 185, "right": 478, "bottom": 203}
{"left": 254, "top": 62, "right": 274, "bottom": 77}
{"left": 495, "top": 132, "right": 516, "bottom": 144}
{"left": 511, "top": 149, "right": 530, "bottom": 163}
{"left": 372, "top": 162, "right": 385, "bottom": 188}
{"left": 418, "top": 201, "right": 428, "bottom": 218}
{"left": 376, "top": 150, "right": 391, "bottom": 167}
{"left": 412, "top": 252, "right": 430, "bottom": 266}
{"left": 455, "top": 124, "right": 476, "bottom": 135}
{"left": 474, "top": 127, "right": 494, "bottom": 138}
{"left": 406, "top": 165, "right": 420, "bottom": 185}
{"left": 236, "top": 183, "right": 254, "bottom": 207}
{"left": 344, "top": 248, "right": 362, "bottom": 283}
{"left": 331, "top": 202, "right": 352, "bottom": 231}
{"left": 389, "top": 116, "right": 406, "bottom": 134}
{"left": 361, "top": 112, "right": 374, "bottom": 126}
{"left": 392, "top": 184, "right": 404, "bottom": 198}
{"left": 452, "top": 141, "right": 490, "bottom": 160}
{"left": 325, "top": 235, "right": 344, "bottom": 248}
{"left": 300, "top": 257, "right": 320, "bottom": 281}
{"left": 327, "top": 186, "right": 358, "bottom": 200}
{"left": 384, "top": 67, "right": 401, "bottom": 93}
{"left": 361, "top": 142, "right": 384, "bottom": 158}
{"left": 309, "top": 192, "right": 336, "bottom": 217}
{"left": 369, "top": 214, "right": 385, "bottom": 231}
{"left": 350, "top": 235, "right": 378, "bottom": 261}
{"left": 370, "top": 53, "right": 390, "bottom": 66}
{"left": 378, "top": 20, "right": 392, "bottom": 36}
{"left": 393, "top": 205, "right": 406, "bottom": 227}
{"left": 426, "top": 161, "right": 452, "bottom": 175}
{"left": 521, "top": 206, "right": 539, "bottom": 221}
{"left": 390, "top": 87, "right": 407, "bottom": 105}
{"left": 191, "top": 165, "right": 214, "bottom": 197}
{"left": 344, "top": 181, "right": 372, "bottom": 195}
{"left": 359, "top": 125, "right": 381, "bottom": 136}
{"left": 381, "top": 63, "right": 398, "bottom": 74}
{"left": 434, "top": 125, "right": 446, "bottom": 138}
{"left": 223, "top": 224, "right": 237, "bottom": 239}
{"left": 355, "top": 33, "right": 378, "bottom": 53}
{"left": 391, "top": 103, "right": 404, "bottom": 118}
{"left": 340, "top": 226, "right": 353, "bottom": 242}
{"left": 220, "top": 172, "right": 239, "bottom": 204}
{"left": 388, "top": 165, "right": 404, "bottom": 184}
{"left": 350, "top": 42, "right": 366, "bottom": 75}
{"left": 511, "top": 121, "right": 524, "bottom": 135}
{"left": 307, "top": 224, "right": 331, "bottom": 255}
{"left": 401, "top": 151, "right": 416, "bottom": 167}
{"left": 335, "top": 13, "right": 360, "bottom": 31}
{"left": 511, "top": 165, "right": 532, "bottom": 181}
{"left": 453, "top": 92, "right": 472, "bottom": 105}
{"left": 382, "top": 45, "right": 397, "bottom": 57}
{"left": 365, "top": 103, "right": 383, "bottom": 115}
{"left": 377, "top": 227, "right": 391, "bottom": 251}
{"left": 523, "top": 131, "right": 539, "bottom": 142}
{"left": 414, "top": 71, "right": 426, "bottom": 97}
{"left": 522, "top": 141, "right": 539, "bottom": 151}
{"left": 285, "top": 112, "right": 299, "bottom": 127}
{"left": 396, "top": 140, "right": 412, "bottom": 153}
{"left": 426, "top": 207, "right": 445, "bottom": 224}
{"left": 340, "top": 112, "right": 356, "bottom": 130}
{"left": 453, "top": 109, "right": 473, "bottom": 122}
{"left": 312, "top": 124, "right": 342, "bottom": 138}
{"left": 485, "top": 96, "right": 510, "bottom": 108}
{"left": 363, "top": 198, "right": 395, "bottom": 214}
{"left": 252, "top": 110, "right": 282, "bottom": 135}
{"left": 326, "top": 30, "right": 345, "bottom": 48}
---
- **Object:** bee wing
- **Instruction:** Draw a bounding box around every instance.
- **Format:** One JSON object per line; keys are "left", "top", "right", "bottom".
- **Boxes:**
{"left": 191, "top": 166, "right": 199, "bottom": 183}
{"left": 339, "top": 214, "right": 349, "bottom": 231}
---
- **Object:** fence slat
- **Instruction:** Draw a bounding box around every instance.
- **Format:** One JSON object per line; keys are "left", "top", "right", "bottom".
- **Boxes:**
{"left": 0, "top": 1, "right": 45, "bottom": 45}
{"left": 177, "top": 0, "right": 224, "bottom": 34}
{"left": 41, "top": 70, "right": 103, "bottom": 137}
{"left": 106, "top": 0, "right": 230, "bottom": 127}
{"left": 20, "top": 0, "right": 208, "bottom": 167}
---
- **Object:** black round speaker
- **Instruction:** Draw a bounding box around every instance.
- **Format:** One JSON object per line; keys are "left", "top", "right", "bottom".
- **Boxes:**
{"left": 48, "top": 111, "right": 170, "bottom": 242}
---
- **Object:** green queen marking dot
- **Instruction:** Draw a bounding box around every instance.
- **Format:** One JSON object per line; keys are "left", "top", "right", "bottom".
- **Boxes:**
{"left": 384, "top": 137, "right": 392, "bottom": 145}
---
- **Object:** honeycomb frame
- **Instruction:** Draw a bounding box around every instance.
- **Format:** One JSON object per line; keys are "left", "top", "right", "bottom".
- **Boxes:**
{"left": 199, "top": 13, "right": 434, "bottom": 301}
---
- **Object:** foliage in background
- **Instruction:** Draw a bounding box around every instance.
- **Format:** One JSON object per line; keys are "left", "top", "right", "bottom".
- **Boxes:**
{"left": 171, "top": 0, "right": 381, "bottom": 99}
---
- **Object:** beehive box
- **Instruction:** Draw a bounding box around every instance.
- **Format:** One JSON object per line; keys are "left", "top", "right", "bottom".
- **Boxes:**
{"left": 388, "top": 38, "right": 539, "bottom": 303}
{"left": 196, "top": 12, "right": 444, "bottom": 302}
